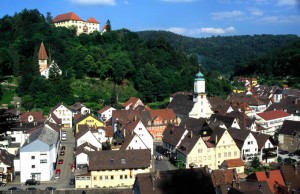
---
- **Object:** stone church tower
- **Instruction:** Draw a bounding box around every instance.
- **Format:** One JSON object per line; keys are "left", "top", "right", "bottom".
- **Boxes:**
{"left": 38, "top": 42, "right": 48, "bottom": 73}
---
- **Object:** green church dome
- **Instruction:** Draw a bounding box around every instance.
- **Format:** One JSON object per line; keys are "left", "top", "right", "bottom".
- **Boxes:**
{"left": 195, "top": 71, "right": 205, "bottom": 81}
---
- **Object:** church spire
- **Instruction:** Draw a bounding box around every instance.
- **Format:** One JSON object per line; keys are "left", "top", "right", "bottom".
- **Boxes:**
{"left": 38, "top": 42, "right": 48, "bottom": 60}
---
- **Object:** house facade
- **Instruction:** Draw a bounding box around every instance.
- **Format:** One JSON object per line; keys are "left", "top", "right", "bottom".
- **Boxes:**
{"left": 75, "top": 149, "right": 151, "bottom": 189}
{"left": 75, "top": 114, "right": 104, "bottom": 133}
{"left": 97, "top": 106, "right": 116, "bottom": 122}
{"left": 49, "top": 103, "right": 73, "bottom": 128}
{"left": 16, "top": 126, "right": 59, "bottom": 182}
{"left": 278, "top": 120, "right": 300, "bottom": 153}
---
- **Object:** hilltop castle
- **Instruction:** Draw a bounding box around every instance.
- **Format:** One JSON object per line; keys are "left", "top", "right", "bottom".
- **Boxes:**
{"left": 52, "top": 12, "right": 100, "bottom": 35}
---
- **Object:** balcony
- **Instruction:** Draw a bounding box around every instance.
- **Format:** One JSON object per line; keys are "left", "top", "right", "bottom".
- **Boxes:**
{"left": 262, "top": 153, "right": 277, "bottom": 160}
{"left": 263, "top": 147, "right": 277, "bottom": 153}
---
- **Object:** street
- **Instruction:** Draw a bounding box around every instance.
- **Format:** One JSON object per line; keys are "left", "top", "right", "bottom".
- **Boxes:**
{"left": 0, "top": 128, "right": 75, "bottom": 191}
{"left": 153, "top": 141, "right": 177, "bottom": 172}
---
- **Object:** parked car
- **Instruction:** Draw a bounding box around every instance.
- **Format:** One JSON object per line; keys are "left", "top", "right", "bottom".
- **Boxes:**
{"left": 54, "top": 173, "right": 60, "bottom": 180}
{"left": 25, "top": 179, "right": 40, "bottom": 185}
{"left": 45, "top": 187, "right": 56, "bottom": 191}
{"left": 0, "top": 182, "right": 6, "bottom": 187}
{"left": 279, "top": 150, "right": 285, "bottom": 155}
{"left": 26, "top": 187, "right": 38, "bottom": 191}
{"left": 58, "top": 159, "right": 64, "bottom": 164}
{"left": 61, "top": 146, "right": 66, "bottom": 150}
{"left": 288, "top": 153, "right": 294, "bottom": 157}
{"left": 283, "top": 150, "right": 289, "bottom": 155}
{"left": 69, "top": 178, "right": 75, "bottom": 185}
{"left": 55, "top": 169, "right": 61, "bottom": 174}
{"left": 8, "top": 187, "right": 21, "bottom": 191}
{"left": 60, "top": 151, "right": 65, "bottom": 156}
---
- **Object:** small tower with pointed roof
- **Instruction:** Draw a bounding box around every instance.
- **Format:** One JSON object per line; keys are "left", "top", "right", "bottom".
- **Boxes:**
{"left": 193, "top": 71, "right": 206, "bottom": 102}
{"left": 38, "top": 42, "right": 48, "bottom": 73}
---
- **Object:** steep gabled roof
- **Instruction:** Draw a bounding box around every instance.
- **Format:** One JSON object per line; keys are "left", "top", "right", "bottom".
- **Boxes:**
{"left": 162, "top": 125, "right": 187, "bottom": 147}
{"left": 74, "top": 114, "right": 102, "bottom": 125}
{"left": 147, "top": 109, "right": 176, "bottom": 121}
{"left": 52, "top": 12, "right": 83, "bottom": 23}
{"left": 209, "top": 114, "right": 237, "bottom": 129}
{"left": 69, "top": 102, "right": 85, "bottom": 112}
{"left": 167, "top": 94, "right": 195, "bottom": 116}
{"left": 279, "top": 120, "right": 300, "bottom": 135}
{"left": 122, "top": 97, "right": 142, "bottom": 108}
{"left": 257, "top": 110, "right": 291, "bottom": 121}
{"left": 177, "top": 131, "right": 202, "bottom": 155}
{"left": 38, "top": 42, "right": 48, "bottom": 60}
{"left": 98, "top": 106, "right": 113, "bottom": 114}
{"left": 20, "top": 111, "right": 44, "bottom": 122}
{"left": 0, "top": 149, "right": 15, "bottom": 166}
{"left": 251, "top": 132, "right": 274, "bottom": 149}
{"left": 280, "top": 165, "right": 300, "bottom": 191}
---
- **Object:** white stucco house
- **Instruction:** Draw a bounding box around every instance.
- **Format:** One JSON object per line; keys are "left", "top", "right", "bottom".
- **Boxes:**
{"left": 48, "top": 103, "right": 73, "bottom": 128}
{"left": 75, "top": 142, "right": 98, "bottom": 168}
{"left": 97, "top": 106, "right": 116, "bottom": 122}
{"left": 256, "top": 110, "right": 292, "bottom": 135}
{"left": 75, "top": 126, "right": 102, "bottom": 149}
{"left": 15, "top": 126, "right": 59, "bottom": 182}
{"left": 120, "top": 120, "right": 154, "bottom": 155}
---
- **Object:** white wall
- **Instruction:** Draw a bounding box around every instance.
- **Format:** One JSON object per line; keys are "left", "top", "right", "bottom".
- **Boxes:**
{"left": 133, "top": 121, "right": 153, "bottom": 154}
{"left": 77, "top": 132, "right": 102, "bottom": 149}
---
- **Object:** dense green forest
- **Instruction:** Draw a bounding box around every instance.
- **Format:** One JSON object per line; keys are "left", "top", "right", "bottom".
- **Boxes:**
{"left": 0, "top": 9, "right": 299, "bottom": 114}
{"left": 137, "top": 31, "right": 300, "bottom": 76}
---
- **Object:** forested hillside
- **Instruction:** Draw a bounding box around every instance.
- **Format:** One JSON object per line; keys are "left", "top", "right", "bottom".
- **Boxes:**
{"left": 0, "top": 9, "right": 299, "bottom": 113}
{"left": 0, "top": 9, "right": 203, "bottom": 113}
{"left": 137, "top": 31, "right": 300, "bottom": 76}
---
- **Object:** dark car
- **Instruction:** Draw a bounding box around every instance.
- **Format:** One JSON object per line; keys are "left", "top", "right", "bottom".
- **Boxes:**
{"left": 45, "top": 187, "right": 56, "bottom": 191}
{"left": 288, "top": 153, "right": 294, "bottom": 157}
{"left": 26, "top": 187, "right": 38, "bottom": 191}
{"left": 283, "top": 150, "right": 289, "bottom": 155}
{"left": 25, "top": 179, "right": 40, "bottom": 185}
{"left": 61, "top": 146, "right": 66, "bottom": 150}
{"left": 69, "top": 178, "right": 75, "bottom": 185}
{"left": 8, "top": 187, "right": 21, "bottom": 191}
{"left": 0, "top": 182, "right": 6, "bottom": 187}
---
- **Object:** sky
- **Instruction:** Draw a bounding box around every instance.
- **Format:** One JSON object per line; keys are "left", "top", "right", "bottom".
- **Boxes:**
{"left": 1, "top": 0, "right": 300, "bottom": 38}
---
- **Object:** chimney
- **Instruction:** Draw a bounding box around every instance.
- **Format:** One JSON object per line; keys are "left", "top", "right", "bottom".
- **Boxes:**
{"left": 215, "top": 135, "right": 218, "bottom": 144}
{"left": 151, "top": 173, "right": 156, "bottom": 190}
{"left": 295, "top": 162, "right": 298, "bottom": 174}
{"left": 123, "top": 129, "right": 126, "bottom": 138}
{"left": 266, "top": 170, "right": 270, "bottom": 178}
{"left": 190, "top": 131, "right": 193, "bottom": 138}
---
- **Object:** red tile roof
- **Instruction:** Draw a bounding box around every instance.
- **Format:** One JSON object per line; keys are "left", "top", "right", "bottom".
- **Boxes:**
{"left": 105, "top": 126, "right": 113, "bottom": 137}
{"left": 148, "top": 109, "right": 176, "bottom": 120}
{"left": 257, "top": 110, "right": 291, "bottom": 121}
{"left": 87, "top": 17, "right": 99, "bottom": 23}
{"left": 20, "top": 111, "right": 44, "bottom": 122}
{"left": 38, "top": 42, "right": 48, "bottom": 60}
{"left": 254, "top": 170, "right": 285, "bottom": 193}
{"left": 122, "top": 97, "right": 142, "bottom": 108}
{"left": 52, "top": 12, "right": 83, "bottom": 23}
{"left": 98, "top": 106, "right": 112, "bottom": 114}
{"left": 224, "top": 158, "right": 244, "bottom": 168}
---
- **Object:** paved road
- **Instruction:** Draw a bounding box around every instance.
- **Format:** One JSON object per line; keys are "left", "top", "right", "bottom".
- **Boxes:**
{"left": 0, "top": 128, "right": 75, "bottom": 191}
{"left": 153, "top": 142, "right": 177, "bottom": 172}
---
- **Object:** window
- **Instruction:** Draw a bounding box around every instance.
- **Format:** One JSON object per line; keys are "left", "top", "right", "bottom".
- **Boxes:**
{"left": 248, "top": 141, "right": 253, "bottom": 145}
{"left": 31, "top": 156, "right": 35, "bottom": 159}
{"left": 120, "top": 175, "right": 123, "bottom": 179}
{"left": 228, "top": 152, "right": 231, "bottom": 157}
{"left": 40, "top": 159, "right": 47, "bottom": 163}
{"left": 121, "top": 159, "right": 126, "bottom": 164}
{"left": 105, "top": 176, "right": 108, "bottom": 180}
{"left": 139, "top": 128, "right": 142, "bottom": 130}
{"left": 125, "top": 175, "right": 128, "bottom": 179}
{"left": 218, "top": 153, "right": 221, "bottom": 158}
{"left": 93, "top": 176, "right": 97, "bottom": 181}
{"left": 32, "top": 165, "right": 35, "bottom": 168}
{"left": 99, "top": 176, "right": 102, "bottom": 180}
{"left": 224, "top": 152, "right": 227, "bottom": 157}
{"left": 111, "top": 176, "right": 114, "bottom": 180}
{"left": 198, "top": 149, "right": 202, "bottom": 153}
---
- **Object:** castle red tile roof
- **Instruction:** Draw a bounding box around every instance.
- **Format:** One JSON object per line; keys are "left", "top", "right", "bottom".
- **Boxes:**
{"left": 257, "top": 110, "right": 291, "bottom": 121}
{"left": 224, "top": 158, "right": 244, "bottom": 168}
{"left": 38, "top": 42, "right": 48, "bottom": 60}
{"left": 87, "top": 17, "right": 99, "bottom": 23}
{"left": 52, "top": 12, "right": 83, "bottom": 23}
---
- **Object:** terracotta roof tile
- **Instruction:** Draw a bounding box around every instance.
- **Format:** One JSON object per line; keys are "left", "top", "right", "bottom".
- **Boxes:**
{"left": 52, "top": 12, "right": 83, "bottom": 23}
{"left": 98, "top": 106, "right": 112, "bottom": 114}
{"left": 224, "top": 158, "right": 244, "bottom": 168}
{"left": 122, "top": 97, "right": 142, "bottom": 108}
{"left": 87, "top": 17, "right": 99, "bottom": 23}
{"left": 20, "top": 111, "right": 44, "bottom": 122}
{"left": 279, "top": 120, "right": 300, "bottom": 135}
{"left": 105, "top": 126, "right": 113, "bottom": 137}
{"left": 257, "top": 110, "right": 290, "bottom": 121}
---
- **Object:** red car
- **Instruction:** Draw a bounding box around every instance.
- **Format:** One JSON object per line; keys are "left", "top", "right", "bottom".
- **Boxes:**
{"left": 58, "top": 159, "right": 63, "bottom": 164}
{"left": 55, "top": 169, "right": 61, "bottom": 174}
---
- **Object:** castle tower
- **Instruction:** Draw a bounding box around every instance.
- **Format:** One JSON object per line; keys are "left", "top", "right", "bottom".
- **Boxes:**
{"left": 38, "top": 42, "right": 48, "bottom": 73}
{"left": 193, "top": 71, "right": 206, "bottom": 102}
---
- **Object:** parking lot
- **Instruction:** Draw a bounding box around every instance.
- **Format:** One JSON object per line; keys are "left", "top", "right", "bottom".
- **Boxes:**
{"left": 0, "top": 128, "right": 75, "bottom": 191}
